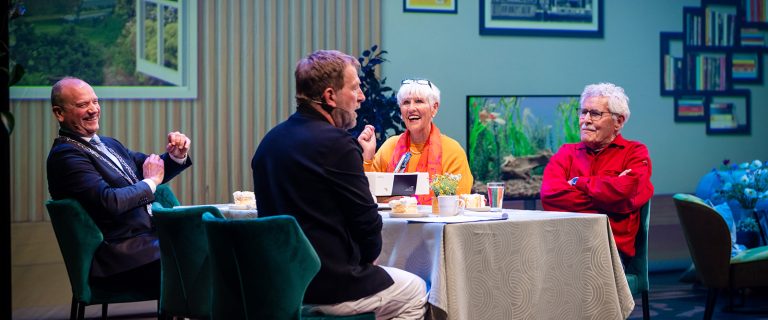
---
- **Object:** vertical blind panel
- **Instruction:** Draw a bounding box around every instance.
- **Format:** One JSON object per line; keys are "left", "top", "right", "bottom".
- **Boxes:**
{"left": 9, "top": 0, "right": 381, "bottom": 222}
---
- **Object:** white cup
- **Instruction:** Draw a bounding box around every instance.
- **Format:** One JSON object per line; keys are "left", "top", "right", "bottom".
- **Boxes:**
{"left": 438, "top": 195, "right": 466, "bottom": 217}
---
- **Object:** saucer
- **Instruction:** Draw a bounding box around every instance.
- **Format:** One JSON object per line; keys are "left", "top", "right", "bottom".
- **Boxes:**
{"left": 229, "top": 203, "right": 255, "bottom": 210}
{"left": 465, "top": 207, "right": 491, "bottom": 212}
{"left": 389, "top": 212, "right": 430, "bottom": 218}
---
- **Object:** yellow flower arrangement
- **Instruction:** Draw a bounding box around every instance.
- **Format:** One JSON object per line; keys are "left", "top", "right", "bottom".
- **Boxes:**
{"left": 429, "top": 173, "right": 461, "bottom": 196}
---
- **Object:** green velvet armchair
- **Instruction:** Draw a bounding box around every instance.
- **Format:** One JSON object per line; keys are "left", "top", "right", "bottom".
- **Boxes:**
{"left": 673, "top": 193, "right": 768, "bottom": 320}
{"left": 153, "top": 184, "right": 181, "bottom": 208}
{"left": 46, "top": 198, "right": 158, "bottom": 320}
{"left": 202, "top": 213, "right": 374, "bottom": 320}
{"left": 153, "top": 205, "right": 224, "bottom": 319}
{"left": 625, "top": 200, "right": 651, "bottom": 320}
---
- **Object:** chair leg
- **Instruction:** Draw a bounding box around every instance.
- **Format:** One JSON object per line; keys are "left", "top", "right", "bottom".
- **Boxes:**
{"left": 101, "top": 303, "right": 108, "bottom": 320}
{"left": 77, "top": 302, "right": 85, "bottom": 320}
{"left": 704, "top": 288, "right": 718, "bottom": 320}
{"left": 642, "top": 290, "right": 650, "bottom": 320}
{"left": 70, "top": 297, "right": 78, "bottom": 320}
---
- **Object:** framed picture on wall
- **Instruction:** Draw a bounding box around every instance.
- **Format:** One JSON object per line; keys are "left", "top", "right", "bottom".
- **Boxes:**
{"left": 479, "top": 0, "right": 603, "bottom": 37}
{"left": 403, "top": 0, "right": 457, "bottom": 14}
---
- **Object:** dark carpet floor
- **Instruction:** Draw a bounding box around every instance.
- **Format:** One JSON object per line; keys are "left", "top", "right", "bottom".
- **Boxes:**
{"left": 12, "top": 270, "right": 768, "bottom": 319}
{"left": 628, "top": 270, "right": 768, "bottom": 319}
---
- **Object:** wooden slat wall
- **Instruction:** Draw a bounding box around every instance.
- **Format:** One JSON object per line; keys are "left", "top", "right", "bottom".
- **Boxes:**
{"left": 9, "top": 0, "right": 382, "bottom": 222}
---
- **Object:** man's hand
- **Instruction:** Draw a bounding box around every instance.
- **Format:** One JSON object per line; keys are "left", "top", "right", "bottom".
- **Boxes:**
{"left": 143, "top": 154, "right": 165, "bottom": 186}
{"left": 357, "top": 124, "right": 376, "bottom": 162}
{"left": 619, "top": 169, "right": 632, "bottom": 177}
{"left": 167, "top": 131, "right": 190, "bottom": 159}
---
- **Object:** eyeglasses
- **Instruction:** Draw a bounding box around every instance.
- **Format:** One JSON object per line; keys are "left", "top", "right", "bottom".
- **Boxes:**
{"left": 401, "top": 79, "right": 432, "bottom": 88}
{"left": 579, "top": 109, "right": 616, "bottom": 121}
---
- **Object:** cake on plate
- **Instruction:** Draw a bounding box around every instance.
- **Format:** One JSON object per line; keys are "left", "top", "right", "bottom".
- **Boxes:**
{"left": 460, "top": 194, "right": 486, "bottom": 208}
{"left": 389, "top": 197, "right": 418, "bottom": 214}
{"left": 232, "top": 191, "right": 256, "bottom": 209}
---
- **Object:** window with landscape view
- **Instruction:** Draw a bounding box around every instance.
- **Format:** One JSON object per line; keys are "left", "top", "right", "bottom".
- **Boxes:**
{"left": 9, "top": 0, "right": 197, "bottom": 99}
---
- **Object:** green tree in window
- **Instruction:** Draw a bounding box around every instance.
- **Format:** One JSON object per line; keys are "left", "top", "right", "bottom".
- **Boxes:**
{"left": 11, "top": 22, "right": 104, "bottom": 85}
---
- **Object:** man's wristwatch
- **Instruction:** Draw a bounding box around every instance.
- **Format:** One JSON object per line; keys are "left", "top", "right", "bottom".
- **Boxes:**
{"left": 568, "top": 177, "right": 579, "bottom": 186}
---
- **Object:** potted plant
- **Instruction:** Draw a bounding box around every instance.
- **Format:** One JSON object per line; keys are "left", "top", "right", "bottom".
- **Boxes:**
{"left": 713, "top": 159, "right": 768, "bottom": 246}
{"left": 350, "top": 44, "right": 404, "bottom": 148}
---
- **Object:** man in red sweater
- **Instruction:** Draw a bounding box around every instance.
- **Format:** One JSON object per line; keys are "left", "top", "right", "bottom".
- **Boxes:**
{"left": 541, "top": 82, "right": 654, "bottom": 263}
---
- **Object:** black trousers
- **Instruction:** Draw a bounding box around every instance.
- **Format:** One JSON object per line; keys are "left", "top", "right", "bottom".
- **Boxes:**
{"left": 89, "top": 259, "right": 160, "bottom": 297}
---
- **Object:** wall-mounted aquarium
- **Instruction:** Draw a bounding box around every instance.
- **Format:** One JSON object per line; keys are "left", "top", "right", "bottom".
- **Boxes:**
{"left": 466, "top": 95, "right": 580, "bottom": 200}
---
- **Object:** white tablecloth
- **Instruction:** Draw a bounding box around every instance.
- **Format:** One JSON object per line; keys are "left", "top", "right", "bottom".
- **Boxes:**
{"left": 380, "top": 209, "right": 635, "bottom": 320}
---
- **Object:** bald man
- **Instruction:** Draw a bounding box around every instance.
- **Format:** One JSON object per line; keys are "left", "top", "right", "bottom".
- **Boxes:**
{"left": 47, "top": 77, "right": 192, "bottom": 294}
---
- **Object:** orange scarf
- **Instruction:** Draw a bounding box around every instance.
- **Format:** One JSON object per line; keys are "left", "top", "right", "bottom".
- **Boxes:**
{"left": 388, "top": 123, "right": 443, "bottom": 204}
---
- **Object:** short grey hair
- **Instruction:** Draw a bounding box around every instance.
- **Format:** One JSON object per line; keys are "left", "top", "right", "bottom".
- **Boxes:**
{"left": 580, "top": 82, "right": 631, "bottom": 123}
{"left": 396, "top": 79, "right": 441, "bottom": 107}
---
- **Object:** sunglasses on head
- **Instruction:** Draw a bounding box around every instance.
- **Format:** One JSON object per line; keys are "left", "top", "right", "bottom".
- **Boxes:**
{"left": 401, "top": 79, "right": 432, "bottom": 88}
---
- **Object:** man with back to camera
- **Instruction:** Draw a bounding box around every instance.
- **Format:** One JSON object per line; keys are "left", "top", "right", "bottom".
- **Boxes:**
{"left": 47, "top": 77, "right": 192, "bottom": 295}
{"left": 251, "top": 50, "right": 427, "bottom": 319}
{"left": 541, "top": 82, "right": 654, "bottom": 263}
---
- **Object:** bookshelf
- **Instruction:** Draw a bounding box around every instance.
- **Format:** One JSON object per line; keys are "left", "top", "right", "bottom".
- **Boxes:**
{"left": 660, "top": 0, "right": 766, "bottom": 135}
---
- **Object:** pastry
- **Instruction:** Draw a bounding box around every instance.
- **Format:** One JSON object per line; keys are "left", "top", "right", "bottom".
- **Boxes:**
{"left": 389, "top": 197, "right": 418, "bottom": 214}
{"left": 460, "top": 194, "right": 486, "bottom": 208}
{"left": 233, "top": 191, "right": 256, "bottom": 208}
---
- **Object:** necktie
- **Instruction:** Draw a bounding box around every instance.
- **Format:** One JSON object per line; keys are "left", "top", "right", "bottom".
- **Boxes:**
{"left": 90, "top": 136, "right": 124, "bottom": 170}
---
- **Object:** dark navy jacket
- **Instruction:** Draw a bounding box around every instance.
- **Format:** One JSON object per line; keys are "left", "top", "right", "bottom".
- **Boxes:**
{"left": 47, "top": 129, "right": 191, "bottom": 277}
{"left": 252, "top": 106, "right": 393, "bottom": 304}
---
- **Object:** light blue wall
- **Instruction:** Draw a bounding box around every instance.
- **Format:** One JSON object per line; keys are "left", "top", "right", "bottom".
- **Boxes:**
{"left": 381, "top": 1, "right": 767, "bottom": 194}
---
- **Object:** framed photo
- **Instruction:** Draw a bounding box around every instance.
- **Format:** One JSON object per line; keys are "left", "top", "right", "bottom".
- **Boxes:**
{"left": 674, "top": 94, "right": 707, "bottom": 122}
{"left": 403, "top": 0, "right": 457, "bottom": 14}
{"left": 705, "top": 90, "right": 751, "bottom": 135}
{"left": 479, "top": 0, "right": 603, "bottom": 37}
{"left": 466, "top": 95, "right": 580, "bottom": 200}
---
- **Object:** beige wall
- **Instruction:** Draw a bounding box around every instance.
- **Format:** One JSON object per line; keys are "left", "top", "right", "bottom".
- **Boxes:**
{"left": 10, "top": 0, "right": 382, "bottom": 222}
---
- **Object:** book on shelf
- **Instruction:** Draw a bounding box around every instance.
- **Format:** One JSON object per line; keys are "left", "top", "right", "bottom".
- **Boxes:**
{"left": 741, "top": 28, "right": 767, "bottom": 47}
{"left": 679, "top": 106, "right": 704, "bottom": 116}
{"left": 709, "top": 102, "right": 737, "bottom": 129}
{"left": 678, "top": 98, "right": 705, "bottom": 116}
{"left": 710, "top": 102, "right": 734, "bottom": 113}
{"left": 732, "top": 55, "right": 757, "bottom": 78}
{"left": 745, "top": 0, "right": 767, "bottom": 23}
{"left": 705, "top": 5, "right": 736, "bottom": 46}
{"left": 664, "top": 56, "right": 684, "bottom": 90}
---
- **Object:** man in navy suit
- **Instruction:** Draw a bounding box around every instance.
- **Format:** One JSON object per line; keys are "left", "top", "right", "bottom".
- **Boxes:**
{"left": 47, "top": 77, "right": 192, "bottom": 294}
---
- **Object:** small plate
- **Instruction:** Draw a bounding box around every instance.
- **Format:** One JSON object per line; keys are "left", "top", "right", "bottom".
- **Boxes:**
{"left": 465, "top": 207, "right": 491, "bottom": 212}
{"left": 389, "top": 212, "right": 430, "bottom": 218}
{"left": 229, "top": 204, "right": 256, "bottom": 210}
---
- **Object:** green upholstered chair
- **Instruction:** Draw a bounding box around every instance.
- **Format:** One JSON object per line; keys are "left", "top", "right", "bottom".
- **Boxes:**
{"left": 154, "top": 184, "right": 181, "bottom": 208}
{"left": 625, "top": 200, "right": 651, "bottom": 320}
{"left": 46, "top": 198, "right": 159, "bottom": 320}
{"left": 673, "top": 193, "right": 768, "bottom": 320}
{"left": 153, "top": 205, "right": 224, "bottom": 319}
{"left": 202, "top": 213, "right": 374, "bottom": 320}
